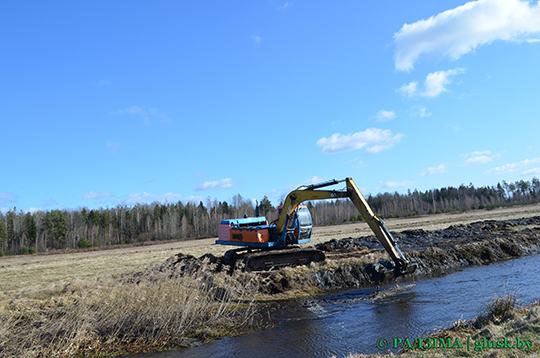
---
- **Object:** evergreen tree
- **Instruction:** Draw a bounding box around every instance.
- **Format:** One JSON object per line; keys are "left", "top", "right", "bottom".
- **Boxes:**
{"left": 45, "top": 210, "right": 68, "bottom": 249}
{"left": 0, "top": 220, "right": 7, "bottom": 251}
{"left": 258, "top": 195, "right": 274, "bottom": 216}
{"left": 25, "top": 212, "right": 37, "bottom": 244}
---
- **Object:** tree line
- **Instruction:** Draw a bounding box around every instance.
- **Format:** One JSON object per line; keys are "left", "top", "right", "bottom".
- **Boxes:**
{"left": 1, "top": 178, "right": 539, "bottom": 255}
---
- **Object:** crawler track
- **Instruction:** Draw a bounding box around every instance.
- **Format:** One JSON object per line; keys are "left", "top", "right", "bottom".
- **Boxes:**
{"left": 224, "top": 247, "right": 325, "bottom": 272}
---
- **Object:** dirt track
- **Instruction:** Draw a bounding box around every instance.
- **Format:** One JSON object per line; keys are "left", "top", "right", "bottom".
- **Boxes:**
{"left": 3, "top": 203, "right": 540, "bottom": 294}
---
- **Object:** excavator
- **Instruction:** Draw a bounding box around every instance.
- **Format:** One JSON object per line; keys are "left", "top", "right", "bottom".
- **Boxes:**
{"left": 216, "top": 177, "right": 416, "bottom": 276}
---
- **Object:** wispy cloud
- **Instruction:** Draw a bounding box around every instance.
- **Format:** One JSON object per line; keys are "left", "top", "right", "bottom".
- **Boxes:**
{"left": 372, "top": 110, "right": 396, "bottom": 122}
{"left": 485, "top": 158, "right": 540, "bottom": 175}
{"left": 0, "top": 192, "right": 17, "bottom": 206}
{"left": 278, "top": 2, "right": 294, "bottom": 11}
{"left": 397, "top": 68, "right": 466, "bottom": 98}
{"left": 123, "top": 192, "right": 183, "bottom": 205}
{"left": 113, "top": 106, "right": 172, "bottom": 124}
{"left": 394, "top": 0, "right": 540, "bottom": 72}
{"left": 92, "top": 79, "right": 110, "bottom": 86}
{"left": 182, "top": 195, "right": 205, "bottom": 204}
{"left": 250, "top": 34, "right": 262, "bottom": 44}
{"left": 106, "top": 140, "right": 120, "bottom": 153}
{"left": 522, "top": 168, "right": 540, "bottom": 176}
{"left": 397, "top": 82, "right": 418, "bottom": 98}
{"left": 41, "top": 199, "right": 59, "bottom": 208}
{"left": 196, "top": 178, "right": 234, "bottom": 191}
{"left": 461, "top": 150, "right": 498, "bottom": 165}
{"left": 317, "top": 128, "right": 404, "bottom": 154}
{"left": 303, "top": 176, "right": 326, "bottom": 185}
{"left": 82, "top": 191, "right": 114, "bottom": 200}
{"left": 384, "top": 181, "right": 414, "bottom": 189}
{"left": 419, "top": 164, "right": 447, "bottom": 176}
{"left": 409, "top": 106, "right": 432, "bottom": 117}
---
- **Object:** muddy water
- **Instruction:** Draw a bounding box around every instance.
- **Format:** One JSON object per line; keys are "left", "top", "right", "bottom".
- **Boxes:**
{"left": 131, "top": 254, "right": 540, "bottom": 358}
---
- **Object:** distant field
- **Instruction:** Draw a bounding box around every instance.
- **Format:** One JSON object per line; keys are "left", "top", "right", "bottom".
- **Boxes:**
{"left": 2, "top": 203, "right": 540, "bottom": 295}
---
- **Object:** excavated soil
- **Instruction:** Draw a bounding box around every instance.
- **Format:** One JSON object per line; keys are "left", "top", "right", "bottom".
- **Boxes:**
{"left": 121, "top": 216, "right": 540, "bottom": 296}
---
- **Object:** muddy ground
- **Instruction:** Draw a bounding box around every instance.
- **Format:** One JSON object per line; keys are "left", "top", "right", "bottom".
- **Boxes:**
{"left": 126, "top": 215, "right": 540, "bottom": 297}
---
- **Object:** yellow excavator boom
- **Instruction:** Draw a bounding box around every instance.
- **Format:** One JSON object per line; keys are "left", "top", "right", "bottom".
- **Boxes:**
{"left": 276, "top": 177, "right": 415, "bottom": 275}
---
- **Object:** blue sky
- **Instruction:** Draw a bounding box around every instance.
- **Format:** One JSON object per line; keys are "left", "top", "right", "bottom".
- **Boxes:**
{"left": 1, "top": 0, "right": 540, "bottom": 213}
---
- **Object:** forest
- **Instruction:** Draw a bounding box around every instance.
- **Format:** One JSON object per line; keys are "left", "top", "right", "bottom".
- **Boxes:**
{"left": 1, "top": 178, "right": 539, "bottom": 255}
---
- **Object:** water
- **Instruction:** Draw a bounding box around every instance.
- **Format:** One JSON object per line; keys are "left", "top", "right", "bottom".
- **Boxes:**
{"left": 130, "top": 254, "right": 540, "bottom": 358}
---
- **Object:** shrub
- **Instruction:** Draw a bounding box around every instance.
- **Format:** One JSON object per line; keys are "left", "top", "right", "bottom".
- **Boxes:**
{"left": 482, "top": 291, "right": 519, "bottom": 321}
{"left": 78, "top": 237, "right": 93, "bottom": 249}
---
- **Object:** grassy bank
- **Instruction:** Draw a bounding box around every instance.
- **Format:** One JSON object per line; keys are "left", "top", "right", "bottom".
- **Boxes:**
{"left": 0, "top": 262, "right": 260, "bottom": 357}
{"left": 349, "top": 294, "right": 540, "bottom": 358}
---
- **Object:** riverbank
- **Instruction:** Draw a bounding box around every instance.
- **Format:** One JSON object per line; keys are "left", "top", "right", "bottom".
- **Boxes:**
{"left": 2, "top": 208, "right": 540, "bottom": 356}
{"left": 349, "top": 299, "right": 540, "bottom": 357}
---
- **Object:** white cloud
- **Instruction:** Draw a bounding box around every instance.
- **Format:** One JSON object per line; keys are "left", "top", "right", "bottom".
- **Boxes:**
{"left": 196, "top": 178, "right": 234, "bottom": 191}
{"left": 485, "top": 158, "right": 540, "bottom": 174}
{"left": 113, "top": 106, "right": 171, "bottom": 124}
{"left": 303, "top": 176, "right": 325, "bottom": 185}
{"left": 250, "top": 34, "right": 262, "bottom": 44}
{"left": 522, "top": 167, "right": 540, "bottom": 176}
{"left": 384, "top": 181, "right": 414, "bottom": 189}
{"left": 394, "top": 0, "right": 540, "bottom": 72}
{"left": 419, "top": 164, "right": 447, "bottom": 176}
{"left": 410, "top": 106, "right": 432, "bottom": 117}
{"left": 398, "top": 68, "right": 465, "bottom": 98}
{"left": 123, "top": 192, "right": 183, "bottom": 205}
{"left": 461, "top": 150, "right": 497, "bottom": 165}
{"left": 182, "top": 195, "right": 205, "bottom": 203}
{"left": 423, "top": 68, "right": 466, "bottom": 97}
{"left": 373, "top": 110, "right": 396, "bottom": 122}
{"left": 317, "top": 128, "right": 404, "bottom": 154}
{"left": 278, "top": 2, "right": 293, "bottom": 11}
{"left": 397, "top": 81, "right": 419, "bottom": 98}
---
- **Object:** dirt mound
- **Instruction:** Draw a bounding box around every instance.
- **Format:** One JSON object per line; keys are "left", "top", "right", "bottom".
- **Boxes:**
{"left": 120, "top": 216, "right": 540, "bottom": 295}
{"left": 316, "top": 216, "right": 540, "bottom": 253}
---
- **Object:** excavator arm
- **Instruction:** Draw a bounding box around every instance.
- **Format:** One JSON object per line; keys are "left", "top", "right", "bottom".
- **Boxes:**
{"left": 276, "top": 178, "right": 416, "bottom": 275}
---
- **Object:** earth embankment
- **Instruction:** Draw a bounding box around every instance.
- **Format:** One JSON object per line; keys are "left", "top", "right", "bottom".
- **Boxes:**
{"left": 136, "top": 216, "right": 540, "bottom": 296}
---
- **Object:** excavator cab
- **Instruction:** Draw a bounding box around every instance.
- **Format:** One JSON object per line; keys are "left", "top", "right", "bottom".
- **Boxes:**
{"left": 277, "top": 205, "right": 313, "bottom": 244}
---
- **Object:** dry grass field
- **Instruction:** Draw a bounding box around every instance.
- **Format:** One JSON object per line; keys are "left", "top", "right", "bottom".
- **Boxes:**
{"left": 3, "top": 203, "right": 540, "bottom": 297}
